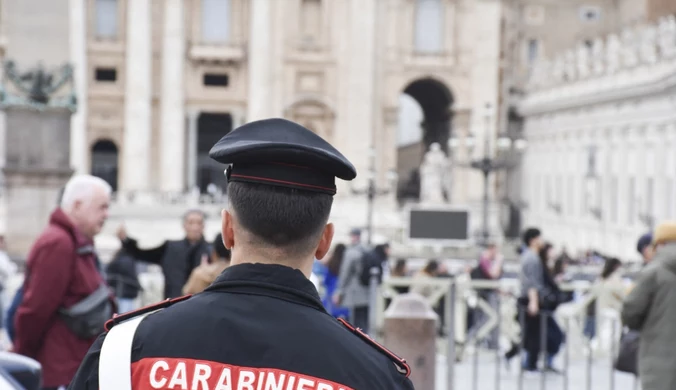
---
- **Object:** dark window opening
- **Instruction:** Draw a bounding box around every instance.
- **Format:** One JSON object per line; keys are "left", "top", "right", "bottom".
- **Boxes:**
{"left": 95, "top": 67, "right": 117, "bottom": 82}
{"left": 203, "top": 73, "right": 229, "bottom": 87}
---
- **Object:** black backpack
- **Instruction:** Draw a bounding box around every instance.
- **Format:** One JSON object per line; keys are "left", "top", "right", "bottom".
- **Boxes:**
{"left": 358, "top": 248, "right": 383, "bottom": 286}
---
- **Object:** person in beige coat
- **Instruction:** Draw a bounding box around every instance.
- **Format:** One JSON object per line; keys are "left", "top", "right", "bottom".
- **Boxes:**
{"left": 183, "top": 234, "right": 231, "bottom": 295}
{"left": 622, "top": 221, "right": 676, "bottom": 390}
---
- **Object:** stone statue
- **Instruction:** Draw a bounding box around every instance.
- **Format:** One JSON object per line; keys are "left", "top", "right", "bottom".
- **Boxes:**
{"left": 591, "top": 38, "right": 605, "bottom": 75}
{"left": 606, "top": 34, "right": 622, "bottom": 74}
{"left": 639, "top": 24, "right": 658, "bottom": 64}
{"left": 563, "top": 49, "right": 577, "bottom": 81}
{"left": 419, "top": 142, "right": 449, "bottom": 204}
{"left": 551, "top": 54, "right": 565, "bottom": 83}
{"left": 576, "top": 43, "right": 591, "bottom": 79}
{"left": 658, "top": 15, "right": 676, "bottom": 59}
{"left": 620, "top": 27, "right": 639, "bottom": 68}
{"left": 529, "top": 59, "right": 550, "bottom": 89}
{"left": 1, "top": 60, "right": 75, "bottom": 110}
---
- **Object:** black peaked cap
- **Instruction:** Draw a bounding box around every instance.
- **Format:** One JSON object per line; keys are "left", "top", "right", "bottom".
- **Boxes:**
{"left": 209, "top": 118, "right": 357, "bottom": 195}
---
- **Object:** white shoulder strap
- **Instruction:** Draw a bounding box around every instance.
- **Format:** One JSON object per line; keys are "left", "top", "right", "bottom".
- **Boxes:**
{"left": 99, "top": 311, "right": 156, "bottom": 390}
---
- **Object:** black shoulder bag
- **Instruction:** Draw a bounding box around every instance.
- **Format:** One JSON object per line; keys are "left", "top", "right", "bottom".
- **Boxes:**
{"left": 57, "top": 244, "right": 113, "bottom": 339}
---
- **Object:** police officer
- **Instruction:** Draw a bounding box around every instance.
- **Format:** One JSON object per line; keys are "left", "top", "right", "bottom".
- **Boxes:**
{"left": 69, "top": 118, "right": 413, "bottom": 390}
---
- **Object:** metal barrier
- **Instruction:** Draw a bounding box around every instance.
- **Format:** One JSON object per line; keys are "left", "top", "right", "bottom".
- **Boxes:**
{"left": 371, "top": 276, "right": 639, "bottom": 390}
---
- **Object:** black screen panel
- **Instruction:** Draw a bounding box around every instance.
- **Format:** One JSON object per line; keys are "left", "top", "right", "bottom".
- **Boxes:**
{"left": 408, "top": 210, "right": 469, "bottom": 240}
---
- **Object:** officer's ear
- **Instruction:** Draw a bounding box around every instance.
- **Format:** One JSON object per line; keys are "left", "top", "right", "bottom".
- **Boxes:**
{"left": 314, "top": 223, "right": 334, "bottom": 260}
{"left": 222, "top": 209, "right": 235, "bottom": 249}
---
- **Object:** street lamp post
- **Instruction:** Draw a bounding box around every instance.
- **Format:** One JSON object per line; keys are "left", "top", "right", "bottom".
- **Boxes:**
{"left": 352, "top": 148, "right": 398, "bottom": 245}
{"left": 448, "top": 103, "right": 527, "bottom": 247}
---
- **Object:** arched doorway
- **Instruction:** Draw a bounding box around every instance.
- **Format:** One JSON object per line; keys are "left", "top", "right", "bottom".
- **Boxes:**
{"left": 90, "top": 139, "right": 119, "bottom": 191}
{"left": 197, "top": 113, "right": 232, "bottom": 194}
{"left": 396, "top": 78, "right": 454, "bottom": 201}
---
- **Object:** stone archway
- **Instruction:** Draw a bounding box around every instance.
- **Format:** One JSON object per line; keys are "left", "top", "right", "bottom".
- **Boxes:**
{"left": 91, "top": 139, "right": 119, "bottom": 192}
{"left": 397, "top": 77, "right": 454, "bottom": 201}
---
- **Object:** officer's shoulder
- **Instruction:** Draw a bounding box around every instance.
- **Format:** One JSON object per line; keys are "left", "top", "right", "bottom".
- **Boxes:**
{"left": 104, "top": 295, "right": 192, "bottom": 332}
{"left": 335, "top": 317, "right": 411, "bottom": 379}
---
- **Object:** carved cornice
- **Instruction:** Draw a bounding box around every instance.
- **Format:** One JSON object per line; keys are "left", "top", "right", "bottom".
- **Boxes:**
{"left": 519, "top": 63, "right": 676, "bottom": 115}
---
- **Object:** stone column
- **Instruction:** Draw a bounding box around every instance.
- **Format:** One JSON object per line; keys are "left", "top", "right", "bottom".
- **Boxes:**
{"left": 122, "top": 0, "right": 152, "bottom": 192}
{"left": 383, "top": 293, "right": 438, "bottom": 390}
{"left": 186, "top": 110, "right": 199, "bottom": 191}
{"left": 159, "top": 0, "right": 186, "bottom": 192}
{"left": 344, "top": 0, "right": 377, "bottom": 178}
{"left": 69, "top": 0, "right": 88, "bottom": 175}
{"left": 246, "top": 0, "right": 272, "bottom": 121}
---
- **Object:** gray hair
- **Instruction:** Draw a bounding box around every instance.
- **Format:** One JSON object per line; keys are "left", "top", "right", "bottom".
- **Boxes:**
{"left": 60, "top": 174, "right": 112, "bottom": 210}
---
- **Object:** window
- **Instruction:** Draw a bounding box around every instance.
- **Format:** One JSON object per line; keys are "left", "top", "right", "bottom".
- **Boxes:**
{"left": 203, "top": 73, "right": 229, "bottom": 87}
{"left": 527, "top": 39, "right": 539, "bottom": 64}
{"left": 300, "top": 0, "right": 321, "bottom": 44}
{"left": 579, "top": 6, "right": 601, "bottom": 22}
{"left": 414, "top": 0, "right": 443, "bottom": 53}
{"left": 202, "top": 0, "right": 231, "bottom": 43}
{"left": 95, "top": 67, "right": 117, "bottom": 82}
{"left": 95, "top": 0, "right": 118, "bottom": 38}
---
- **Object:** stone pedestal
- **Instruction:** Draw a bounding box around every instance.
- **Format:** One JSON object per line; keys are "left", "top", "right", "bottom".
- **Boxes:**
{"left": 2, "top": 107, "right": 74, "bottom": 256}
{"left": 383, "top": 293, "right": 438, "bottom": 390}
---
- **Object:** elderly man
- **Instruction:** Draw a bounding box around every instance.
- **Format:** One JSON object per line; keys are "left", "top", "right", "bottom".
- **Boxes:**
{"left": 14, "top": 174, "right": 114, "bottom": 390}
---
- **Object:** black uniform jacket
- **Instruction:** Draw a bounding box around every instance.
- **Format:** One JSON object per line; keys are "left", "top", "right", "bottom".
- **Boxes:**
{"left": 69, "top": 263, "right": 414, "bottom": 390}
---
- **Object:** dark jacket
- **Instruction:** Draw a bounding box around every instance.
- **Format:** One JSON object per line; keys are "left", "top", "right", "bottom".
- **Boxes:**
{"left": 14, "top": 208, "right": 113, "bottom": 388}
{"left": 106, "top": 250, "right": 142, "bottom": 299}
{"left": 121, "top": 237, "right": 211, "bottom": 299}
{"left": 69, "top": 263, "right": 414, "bottom": 390}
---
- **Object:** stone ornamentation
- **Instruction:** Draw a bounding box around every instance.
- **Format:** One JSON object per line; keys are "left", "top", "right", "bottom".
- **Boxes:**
{"left": 620, "top": 27, "right": 639, "bottom": 69}
{"left": 639, "top": 24, "right": 658, "bottom": 65}
{"left": 0, "top": 60, "right": 76, "bottom": 111}
{"left": 658, "top": 15, "right": 676, "bottom": 59}
{"left": 576, "top": 44, "right": 591, "bottom": 79}
{"left": 606, "top": 34, "right": 622, "bottom": 75}
{"left": 526, "top": 16, "right": 676, "bottom": 89}
{"left": 591, "top": 38, "right": 605, "bottom": 75}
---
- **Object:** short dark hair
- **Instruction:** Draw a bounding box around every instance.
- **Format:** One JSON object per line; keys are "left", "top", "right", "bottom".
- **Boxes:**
{"left": 522, "top": 228, "right": 541, "bottom": 247}
{"left": 228, "top": 181, "right": 333, "bottom": 255}
{"left": 212, "top": 233, "right": 230, "bottom": 260}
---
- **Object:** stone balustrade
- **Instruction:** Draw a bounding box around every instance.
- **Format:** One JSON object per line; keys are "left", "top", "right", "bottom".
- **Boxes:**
{"left": 528, "top": 15, "right": 676, "bottom": 91}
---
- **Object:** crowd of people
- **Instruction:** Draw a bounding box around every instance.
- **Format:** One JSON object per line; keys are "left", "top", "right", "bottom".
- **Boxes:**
{"left": 1, "top": 174, "right": 675, "bottom": 389}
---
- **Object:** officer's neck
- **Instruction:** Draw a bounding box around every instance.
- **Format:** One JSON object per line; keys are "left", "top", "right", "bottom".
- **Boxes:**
{"left": 230, "top": 246, "right": 314, "bottom": 278}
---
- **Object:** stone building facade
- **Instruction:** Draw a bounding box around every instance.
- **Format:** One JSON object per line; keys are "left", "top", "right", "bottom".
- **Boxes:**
{"left": 61, "top": 0, "right": 505, "bottom": 207}
{"left": 519, "top": 15, "right": 676, "bottom": 259}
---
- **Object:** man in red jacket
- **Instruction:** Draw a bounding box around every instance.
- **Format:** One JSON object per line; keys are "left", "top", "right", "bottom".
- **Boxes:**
{"left": 14, "top": 174, "right": 112, "bottom": 390}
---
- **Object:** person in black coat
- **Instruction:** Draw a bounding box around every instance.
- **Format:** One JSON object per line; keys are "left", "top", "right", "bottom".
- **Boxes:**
{"left": 115, "top": 210, "right": 212, "bottom": 299}
{"left": 105, "top": 249, "right": 142, "bottom": 313}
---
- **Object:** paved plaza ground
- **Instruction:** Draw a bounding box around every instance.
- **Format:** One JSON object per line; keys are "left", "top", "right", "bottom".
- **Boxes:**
{"left": 434, "top": 351, "right": 640, "bottom": 390}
